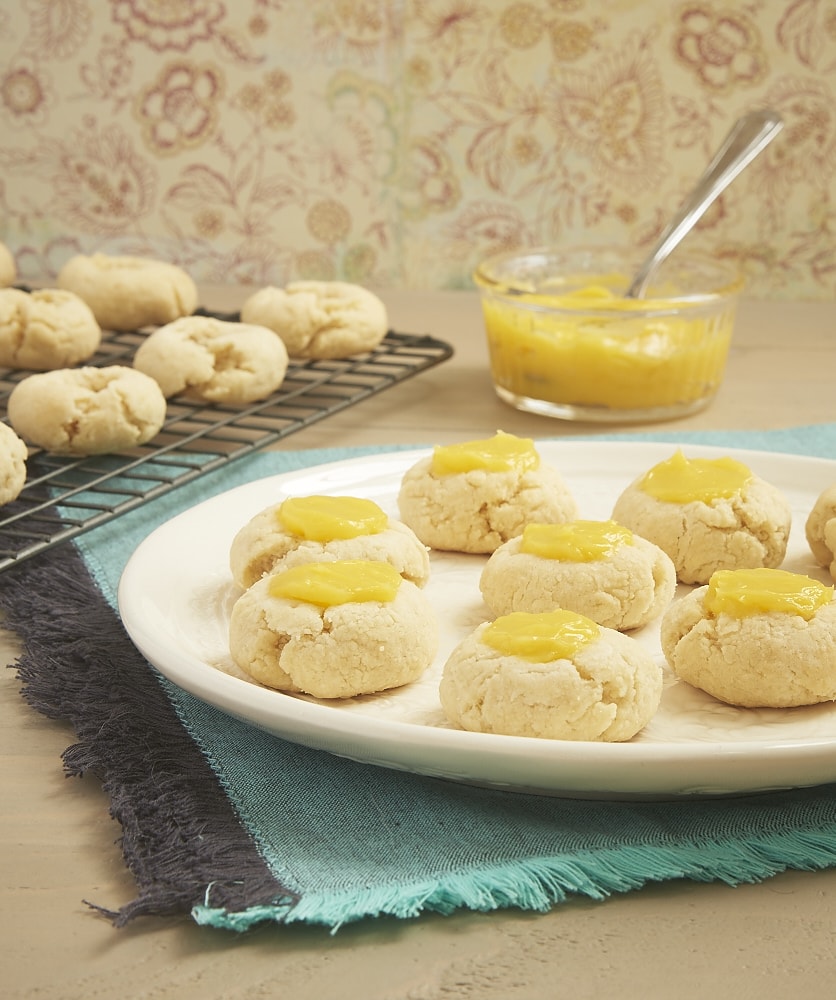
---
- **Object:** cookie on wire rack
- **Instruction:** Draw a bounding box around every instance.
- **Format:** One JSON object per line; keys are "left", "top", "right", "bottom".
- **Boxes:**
{"left": 7, "top": 365, "right": 167, "bottom": 456}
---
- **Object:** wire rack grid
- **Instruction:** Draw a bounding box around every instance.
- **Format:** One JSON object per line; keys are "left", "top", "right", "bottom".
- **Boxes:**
{"left": 0, "top": 307, "right": 453, "bottom": 574}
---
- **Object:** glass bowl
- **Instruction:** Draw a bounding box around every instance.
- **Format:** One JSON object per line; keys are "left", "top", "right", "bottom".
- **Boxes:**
{"left": 473, "top": 246, "right": 744, "bottom": 423}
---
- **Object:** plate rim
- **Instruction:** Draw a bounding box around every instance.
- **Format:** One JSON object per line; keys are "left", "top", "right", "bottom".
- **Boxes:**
{"left": 117, "top": 439, "right": 836, "bottom": 798}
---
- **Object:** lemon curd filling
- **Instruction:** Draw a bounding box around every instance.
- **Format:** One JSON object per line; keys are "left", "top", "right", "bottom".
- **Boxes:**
{"left": 481, "top": 281, "right": 735, "bottom": 411}
{"left": 638, "top": 450, "right": 752, "bottom": 504}
{"left": 278, "top": 495, "right": 388, "bottom": 541}
{"left": 268, "top": 560, "right": 402, "bottom": 607}
{"left": 705, "top": 568, "right": 834, "bottom": 621}
{"left": 521, "top": 520, "right": 633, "bottom": 562}
{"left": 483, "top": 609, "right": 600, "bottom": 663}
{"left": 431, "top": 430, "right": 540, "bottom": 476}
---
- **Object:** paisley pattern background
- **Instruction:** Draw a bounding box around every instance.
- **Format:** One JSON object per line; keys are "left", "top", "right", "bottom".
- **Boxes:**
{"left": 1, "top": 0, "right": 834, "bottom": 298}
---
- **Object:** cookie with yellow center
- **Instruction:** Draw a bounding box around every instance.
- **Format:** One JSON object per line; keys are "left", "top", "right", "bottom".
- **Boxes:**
{"left": 228, "top": 559, "right": 438, "bottom": 699}
{"left": 439, "top": 609, "right": 662, "bottom": 742}
{"left": 611, "top": 450, "right": 792, "bottom": 585}
{"left": 480, "top": 519, "right": 676, "bottom": 631}
{"left": 397, "top": 431, "right": 577, "bottom": 554}
{"left": 229, "top": 494, "right": 430, "bottom": 589}
{"left": 660, "top": 568, "right": 836, "bottom": 707}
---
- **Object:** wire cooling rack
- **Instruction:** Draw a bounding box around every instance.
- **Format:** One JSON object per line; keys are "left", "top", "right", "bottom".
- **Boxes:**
{"left": 0, "top": 307, "right": 453, "bottom": 574}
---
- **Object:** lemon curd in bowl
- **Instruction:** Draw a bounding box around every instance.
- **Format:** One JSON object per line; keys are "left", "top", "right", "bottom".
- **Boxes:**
{"left": 473, "top": 247, "right": 744, "bottom": 423}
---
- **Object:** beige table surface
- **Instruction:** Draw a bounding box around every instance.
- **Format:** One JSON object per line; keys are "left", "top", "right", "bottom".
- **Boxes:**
{"left": 2, "top": 288, "right": 835, "bottom": 999}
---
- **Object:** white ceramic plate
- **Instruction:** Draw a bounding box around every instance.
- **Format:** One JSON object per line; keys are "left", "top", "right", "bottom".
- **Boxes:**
{"left": 118, "top": 441, "right": 836, "bottom": 799}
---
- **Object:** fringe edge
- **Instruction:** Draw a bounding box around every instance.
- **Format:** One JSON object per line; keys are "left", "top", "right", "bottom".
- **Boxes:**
{"left": 192, "top": 827, "right": 836, "bottom": 933}
{"left": 0, "top": 543, "right": 297, "bottom": 927}
{"left": 6, "top": 533, "right": 836, "bottom": 934}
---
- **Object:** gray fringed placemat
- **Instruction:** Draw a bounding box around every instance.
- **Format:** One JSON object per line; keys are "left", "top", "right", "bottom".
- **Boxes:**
{"left": 3, "top": 425, "right": 836, "bottom": 931}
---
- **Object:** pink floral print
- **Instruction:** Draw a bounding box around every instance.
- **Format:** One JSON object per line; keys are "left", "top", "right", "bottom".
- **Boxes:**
{"left": 674, "top": 5, "right": 768, "bottom": 91}
{"left": 0, "top": 0, "right": 832, "bottom": 297}
{"left": 0, "top": 57, "right": 53, "bottom": 129}
{"left": 111, "top": 0, "right": 225, "bottom": 52}
{"left": 134, "top": 61, "right": 224, "bottom": 156}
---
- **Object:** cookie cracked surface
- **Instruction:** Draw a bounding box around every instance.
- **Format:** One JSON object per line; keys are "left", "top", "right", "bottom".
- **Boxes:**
{"left": 228, "top": 570, "right": 438, "bottom": 699}
{"left": 240, "top": 281, "right": 388, "bottom": 359}
{"left": 229, "top": 499, "right": 430, "bottom": 590}
{"left": 397, "top": 457, "right": 577, "bottom": 554}
{"left": 806, "top": 485, "right": 836, "bottom": 583}
{"left": 0, "top": 287, "right": 101, "bottom": 370}
{"left": 7, "top": 365, "right": 167, "bottom": 455}
{"left": 612, "top": 472, "right": 791, "bottom": 585}
{"left": 660, "top": 583, "right": 836, "bottom": 708}
{"left": 440, "top": 620, "right": 662, "bottom": 741}
{"left": 480, "top": 524, "right": 675, "bottom": 630}
{"left": 133, "top": 315, "right": 289, "bottom": 404}
{"left": 0, "top": 421, "right": 27, "bottom": 505}
{"left": 57, "top": 253, "right": 197, "bottom": 330}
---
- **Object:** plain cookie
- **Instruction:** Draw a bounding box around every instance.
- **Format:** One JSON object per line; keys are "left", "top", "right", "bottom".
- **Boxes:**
{"left": 439, "top": 611, "right": 662, "bottom": 741}
{"left": 660, "top": 569, "right": 836, "bottom": 708}
{"left": 0, "top": 287, "right": 101, "bottom": 370}
{"left": 133, "top": 315, "right": 289, "bottom": 404}
{"left": 228, "top": 560, "right": 438, "bottom": 698}
{"left": 612, "top": 455, "right": 791, "bottom": 585}
{"left": 0, "top": 421, "right": 27, "bottom": 505}
{"left": 0, "top": 241, "right": 15, "bottom": 287}
{"left": 480, "top": 520, "right": 676, "bottom": 630}
{"left": 57, "top": 253, "right": 197, "bottom": 330}
{"left": 240, "top": 280, "right": 388, "bottom": 359}
{"left": 806, "top": 485, "right": 836, "bottom": 582}
{"left": 229, "top": 495, "right": 430, "bottom": 590}
{"left": 7, "top": 365, "right": 167, "bottom": 455}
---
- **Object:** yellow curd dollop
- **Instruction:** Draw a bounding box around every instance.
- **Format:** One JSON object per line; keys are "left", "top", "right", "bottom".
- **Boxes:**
{"left": 481, "top": 282, "right": 735, "bottom": 411}
{"left": 268, "top": 560, "right": 402, "bottom": 607}
{"left": 638, "top": 450, "right": 752, "bottom": 504}
{"left": 521, "top": 520, "right": 633, "bottom": 562}
{"left": 278, "top": 495, "right": 388, "bottom": 541}
{"left": 482, "top": 609, "right": 600, "bottom": 663}
{"left": 431, "top": 430, "right": 539, "bottom": 476}
{"left": 705, "top": 568, "right": 834, "bottom": 621}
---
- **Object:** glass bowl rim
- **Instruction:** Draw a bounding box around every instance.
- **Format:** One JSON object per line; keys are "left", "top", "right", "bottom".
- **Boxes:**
{"left": 472, "top": 244, "right": 745, "bottom": 307}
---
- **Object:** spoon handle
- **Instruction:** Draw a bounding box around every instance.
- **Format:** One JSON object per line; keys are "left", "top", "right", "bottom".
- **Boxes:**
{"left": 625, "top": 109, "right": 784, "bottom": 298}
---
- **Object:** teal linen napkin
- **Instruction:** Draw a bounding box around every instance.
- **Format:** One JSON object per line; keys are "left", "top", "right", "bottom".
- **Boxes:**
{"left": 5, "top": 423, "right": 836, "bottom": 931}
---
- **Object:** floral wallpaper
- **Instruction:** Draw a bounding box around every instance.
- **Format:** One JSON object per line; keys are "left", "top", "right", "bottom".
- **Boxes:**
{"left": 1, "top": 0, "right": 835, "bottom": 299}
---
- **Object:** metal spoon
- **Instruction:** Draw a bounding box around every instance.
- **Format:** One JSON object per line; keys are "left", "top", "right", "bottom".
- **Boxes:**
{"left": 625, "top": 108, "right": 784, "bottom": 298}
